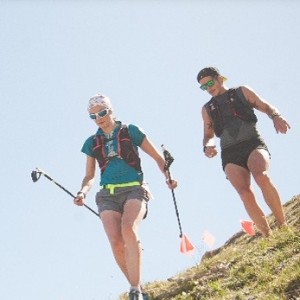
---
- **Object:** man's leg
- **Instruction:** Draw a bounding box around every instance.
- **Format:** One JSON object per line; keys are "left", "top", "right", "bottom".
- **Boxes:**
{"left": 248, "top": 149, "right": 286, "bottom": 227}
{"left": 225, "top": 163, "right": 271, "bottom": 235}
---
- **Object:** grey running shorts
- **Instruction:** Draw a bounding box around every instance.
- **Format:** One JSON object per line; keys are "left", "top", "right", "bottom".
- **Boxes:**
{"left": 95, "top": 185, "right": 150, "bottom": 218}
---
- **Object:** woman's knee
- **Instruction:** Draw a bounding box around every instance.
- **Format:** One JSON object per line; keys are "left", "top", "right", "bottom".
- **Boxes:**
{"left": 121, "top": 220, "right": 137, "bottom": 239}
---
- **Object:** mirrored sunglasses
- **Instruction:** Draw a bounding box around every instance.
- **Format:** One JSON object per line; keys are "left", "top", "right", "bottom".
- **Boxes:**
{"left": 200, "top": 79, "right": 215, "bottom": 91}
{"left": 89, "top": 108, "right": 110, "bottom": 120}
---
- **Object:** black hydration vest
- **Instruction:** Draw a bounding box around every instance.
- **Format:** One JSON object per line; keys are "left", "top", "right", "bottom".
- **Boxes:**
{"left": 92, "top": 124, "right": 142, "bottom": 174}
{"left": 204, "top": 88, "right": 257, "bottom": 137}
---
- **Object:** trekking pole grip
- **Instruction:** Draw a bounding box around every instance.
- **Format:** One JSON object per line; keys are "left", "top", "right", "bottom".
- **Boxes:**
{"left": 161, "top": 145, "right": 183, "bottom": 237}
{"left": 161, "top": 144, "right": 174, "bottom": 170}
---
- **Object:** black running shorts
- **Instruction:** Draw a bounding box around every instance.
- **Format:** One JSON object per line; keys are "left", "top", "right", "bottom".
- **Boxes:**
{"left": 221, "top": 138, "right": 270, "bottom": 171}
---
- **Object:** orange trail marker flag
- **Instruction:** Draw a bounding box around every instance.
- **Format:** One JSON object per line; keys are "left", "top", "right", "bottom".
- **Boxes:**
{"left": 202, "top": 230, "right": 215, "bottom": 248}
{"left": 241, "top": 220, "right": 255, "bottom": 236}
{"left": 180, "top": 234, "right": 195, "bottom": 255}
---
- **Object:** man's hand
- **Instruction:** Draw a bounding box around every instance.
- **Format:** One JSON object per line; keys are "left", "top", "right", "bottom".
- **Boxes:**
{"left": 273, "top": 115, "right": 291, "bottom": 134}
{"left": 204, "top": 145, "right": 218, "bottom": 158}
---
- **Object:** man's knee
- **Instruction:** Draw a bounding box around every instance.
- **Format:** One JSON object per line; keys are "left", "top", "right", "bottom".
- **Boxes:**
{"left": 228, "top": 181, "right": 252, "bottom": 199}
{"left": 237, "top": 187, "right": 254, "bottom": 201}
{"left": 253, "top": 171, "right": 270, "bottom": 187}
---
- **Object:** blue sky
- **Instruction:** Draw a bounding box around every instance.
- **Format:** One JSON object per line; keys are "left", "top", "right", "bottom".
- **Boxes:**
{"left": 1, "top": 1, "right": 299, "bottom": 299}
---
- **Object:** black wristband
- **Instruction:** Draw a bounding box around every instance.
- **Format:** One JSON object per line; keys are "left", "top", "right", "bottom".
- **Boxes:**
{"left": 203, "top": 146, "right": 207, "bottom": 152}
{"left": 77, "top": 191, "right": 86, "bottom": 198}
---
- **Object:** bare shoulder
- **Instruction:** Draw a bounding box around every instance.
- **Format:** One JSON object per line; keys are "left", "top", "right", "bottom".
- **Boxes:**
{"left": 239, "top": 85, "right": 261, "bottom": 107}
{"left": 201, "top": 105, "right": 210, "bottom": 118}
{"left": 240, "top": 85, "right": 256, "bottom": 98}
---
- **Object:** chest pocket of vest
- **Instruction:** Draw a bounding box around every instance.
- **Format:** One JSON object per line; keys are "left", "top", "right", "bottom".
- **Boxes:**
{"left": 227, "top": 89, "right": 257, "bottom": 123}
{"left": 92, "top": 125, "right": 142, "bottom": 173}
{"left": 205, "top": 88, "right": 257, "bottom": 137}
{"left": 118, "top": 128, "right": 142, "bottom": 171}
{"left": 93, "top": 135, "right": 109, "bottom": 173}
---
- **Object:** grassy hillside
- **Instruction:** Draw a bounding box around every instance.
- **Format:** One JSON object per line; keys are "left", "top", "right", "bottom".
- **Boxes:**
{"left": 120, "top": 195, "right": 300, "bottom": 300}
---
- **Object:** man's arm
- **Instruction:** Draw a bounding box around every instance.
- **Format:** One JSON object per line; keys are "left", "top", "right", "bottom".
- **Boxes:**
{"left": 241, "top": 86, "right": 291, "bottom": 134}
{"left": 201, "top": 106, "right": 218, "bottom": 157}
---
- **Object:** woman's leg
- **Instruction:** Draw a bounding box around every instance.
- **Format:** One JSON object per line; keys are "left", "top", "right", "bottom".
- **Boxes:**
{"left": 121, "top": 199, "right": 147, "bottom": 290}
{"left": 101, "top": 210, "right": 130, "bottom": 281}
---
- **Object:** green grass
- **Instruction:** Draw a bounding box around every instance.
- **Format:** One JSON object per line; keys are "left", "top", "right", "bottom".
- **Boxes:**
{"left": 120, "top": 195, "right": 300, "bottom": 300}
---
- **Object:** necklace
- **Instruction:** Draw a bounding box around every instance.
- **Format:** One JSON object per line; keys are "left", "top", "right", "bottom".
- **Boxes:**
{"left": 103, "top": 122, "right": 117, "bottom": 138}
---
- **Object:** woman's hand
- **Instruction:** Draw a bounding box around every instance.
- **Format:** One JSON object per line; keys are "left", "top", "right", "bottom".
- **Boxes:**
{"left": 166, "top": 179, "right": 178, "bottom": 189}
{"left": 74, "top": 192, "right": 86, "bottom": 206}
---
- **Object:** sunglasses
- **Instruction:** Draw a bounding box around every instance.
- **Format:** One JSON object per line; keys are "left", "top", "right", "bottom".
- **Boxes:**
{"left": 200, "top": 79, "right": 215, "bottom": 91}
{"left": 89, "top": 108, "right": 110, "bottom": 120}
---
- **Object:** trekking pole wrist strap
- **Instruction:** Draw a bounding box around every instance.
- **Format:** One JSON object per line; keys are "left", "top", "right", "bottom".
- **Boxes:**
{"left": 77, "top": 191, "right": 86, "bottom": 198}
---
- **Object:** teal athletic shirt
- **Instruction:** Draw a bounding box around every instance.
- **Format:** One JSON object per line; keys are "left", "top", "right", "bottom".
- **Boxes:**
{"left": 81, "top": 121, "right": 146, "bottom": 186}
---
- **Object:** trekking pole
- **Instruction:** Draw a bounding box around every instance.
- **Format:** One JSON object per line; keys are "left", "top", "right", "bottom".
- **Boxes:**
{"left": 161, "top": 146, "right": 195, "bottom": 254}
{"left": 161, "top": 145, "right": 183, "bottom": 238}
{"left": 31, "top": 168, "right": 99, "bottom": 217}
